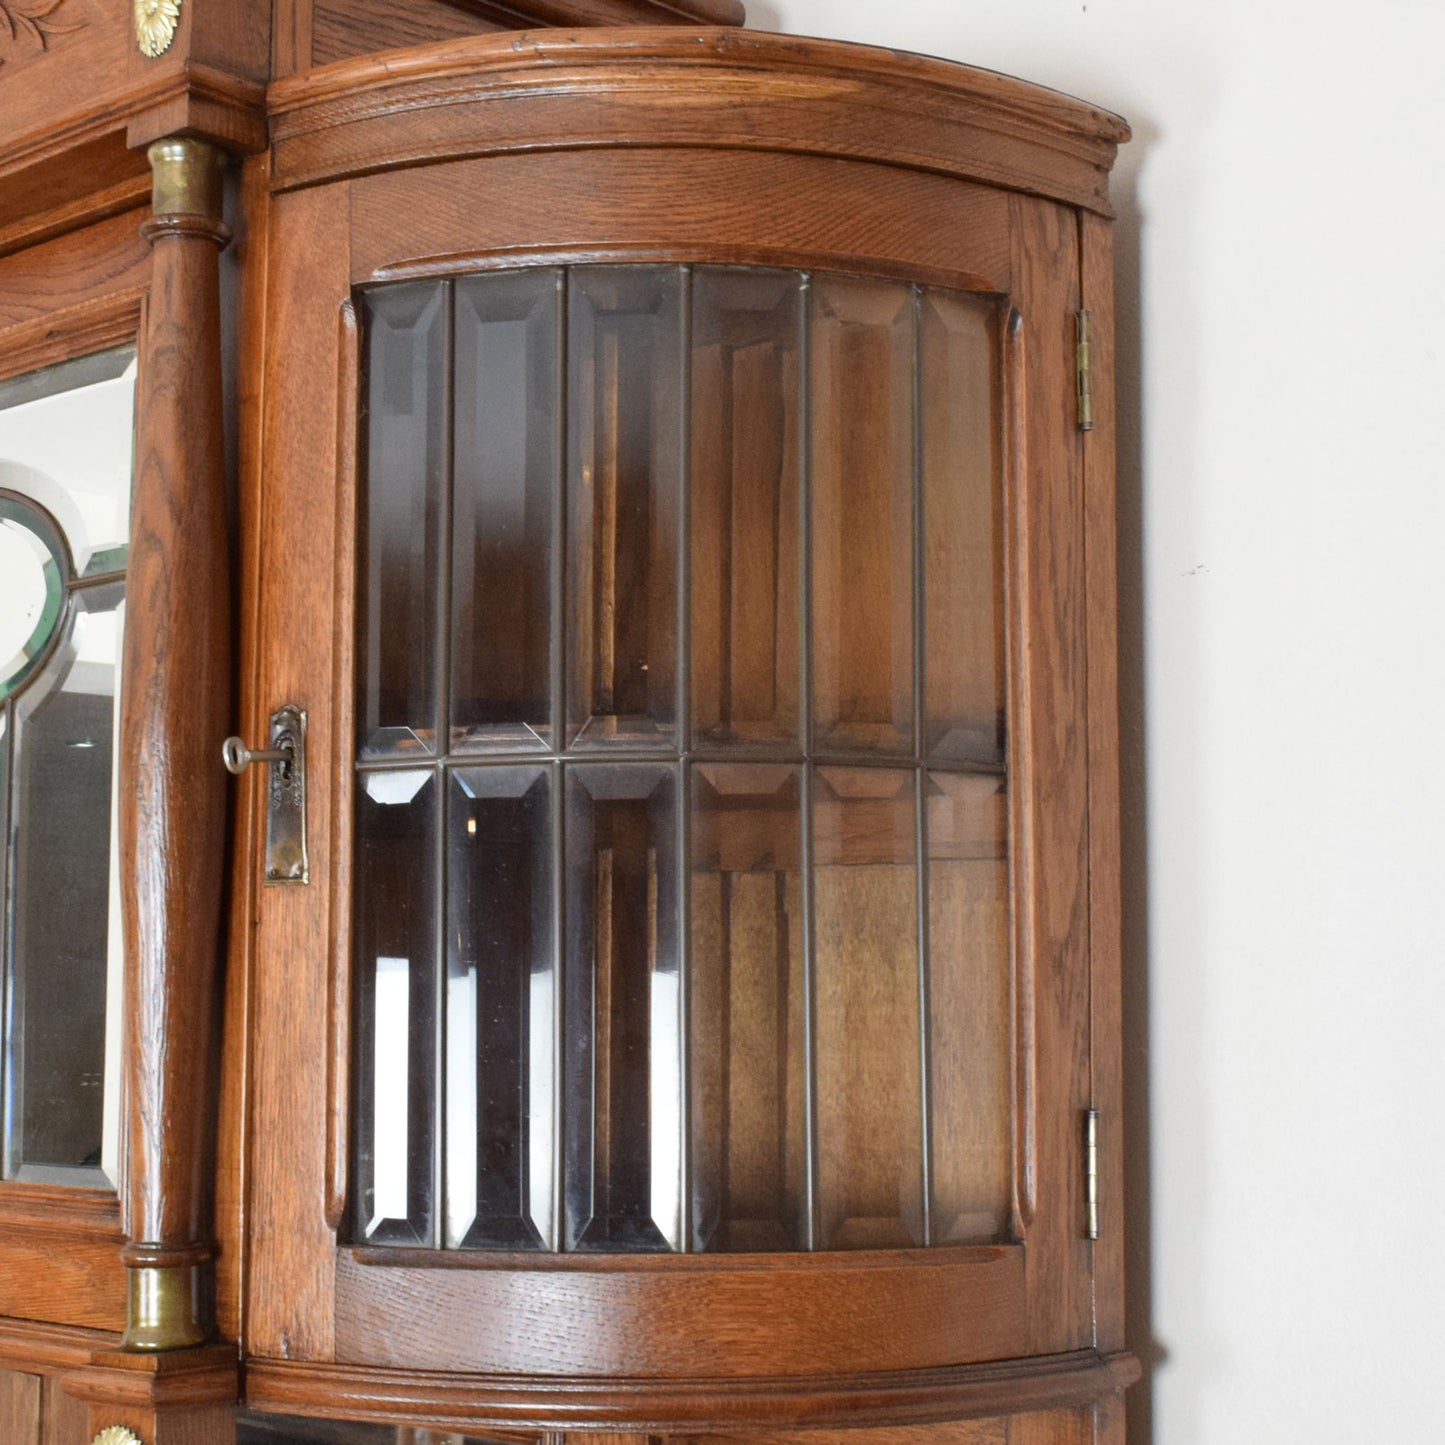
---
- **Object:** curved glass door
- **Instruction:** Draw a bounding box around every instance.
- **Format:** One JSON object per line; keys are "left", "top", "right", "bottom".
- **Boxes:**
{"left": 0, "top": 346, "right": 136, "bottom": 1187}
{"left": 352, "top": 268, "right": 1008, "bottom": 1253}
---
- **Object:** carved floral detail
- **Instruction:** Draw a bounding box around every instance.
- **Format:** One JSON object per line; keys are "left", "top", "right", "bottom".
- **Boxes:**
{"left": 91, "top": 1428, "right": 145, "bottom": 1445}
{"left": 0, "top": 0, "right": 83, "bottom": 67}
{"left": 134, "top": 0, "right": 180, "bottom": 59}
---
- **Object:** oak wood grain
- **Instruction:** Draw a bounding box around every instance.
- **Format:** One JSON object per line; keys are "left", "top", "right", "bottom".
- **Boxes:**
{"left": 347, "top": 151, "right": 1011, "bottom": 294}
{"left": 0, "top": 1229, "right": 126, "bottom": 1333}
{"left": 41, "top": 1374, "right": 90, "bottom": 1445}
{"left": 268, "top": 31, "right": 1125, "bottom": 214}
{"left": 0, "top": 1369, "right": 42, "bottom": 1445}
{"left": 1009, "top": 1406, "right": 1090, "bottom": 1445}
{"left": 1007, "top": 193, "right": 1093, "bottom": 1356}
{"left": 215, "top": 150, "right": 278, "bottom": 1347}
{"left": 244, "top": 1350, "right": 1139, "bottom": 1433}
{"left": 0, "top": 208, "right": 149, "bottom": 337}
{"left": 0, "top": 1320, "right": 117, "bottom": 1376}
{"left": 119, "top": 194, "right": 234, "bottom": 1273}
{"left": 333, "top": 1248, "right": 1027, "bottom": 1377}
{"left": 244, "top": 182, "right": 353, "bottom": 1362}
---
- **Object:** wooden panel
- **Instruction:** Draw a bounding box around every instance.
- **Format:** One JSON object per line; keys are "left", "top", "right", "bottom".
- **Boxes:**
{"left": 349, "top": 151, "right": 1011, "bottom": 294}
{"left": 1081, "top": 212, "right": 1126, "bottom": 1352}
{"left": 333, "top": 1248, "right": 1028, "bottom": 1376}
{"left": 268, "top": 32, "right": 1126, "bottom": 214}
{"left": 0, "top": 1369, "right": 41, "bottom": 1445}
{"left": 0, "top": 1230, "right": 126, "bottom": 1332}
{"left": 312, "top": 0, "right": 510, "bottom": 68}
{"left": 245, "top": 183, "right": 355, "bottom": 1361}
{"left": 0, "top": 209, "right": 149, "bottom": 337}
{"left": 215, "top": 152, "right": 277, "bottom": 1345}
{"left": 0, "top": 135, "right": 149, "bottom": 260}
{"left": 1007, "top": 194, "right": 1092, "bottom": 1355}
{"left": 40, "top": 1376, "right": 89, "bottom": 1445}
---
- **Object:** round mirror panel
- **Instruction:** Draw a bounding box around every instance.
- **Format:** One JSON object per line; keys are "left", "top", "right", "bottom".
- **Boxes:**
{"left": 0, "top": 494, "right": 69, "bottom": 704}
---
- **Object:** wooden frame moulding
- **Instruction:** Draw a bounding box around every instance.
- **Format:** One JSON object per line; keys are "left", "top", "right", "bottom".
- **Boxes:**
{"left": 0, "top": 223, "right": 148, "bottom": 1339}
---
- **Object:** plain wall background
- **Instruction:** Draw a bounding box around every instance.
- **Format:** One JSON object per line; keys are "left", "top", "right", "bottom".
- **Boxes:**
{"left": 760, "top": 2, "right": 1445, "bottom": 1441}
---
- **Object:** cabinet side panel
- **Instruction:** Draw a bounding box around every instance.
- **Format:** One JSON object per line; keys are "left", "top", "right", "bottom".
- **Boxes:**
{"left": 0, "top": 1370, "right": 40, "bottom": 1445}
{"left": 40, "top": 1375, "right": 88, "bottom": 1445}
{"left": 247, "top": 182, "right": 354, "bottom": 1360}
{"left": 1007, "top": 194, "right": 1092, "bottom": 1354}
{"left": 1080, "top": 211, "right": 1125, "bottom": 1351}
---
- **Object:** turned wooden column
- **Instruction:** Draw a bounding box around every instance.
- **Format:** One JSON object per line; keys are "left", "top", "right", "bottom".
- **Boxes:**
{"left": 118, "top": 136, "right": 233, "bottom": 1352}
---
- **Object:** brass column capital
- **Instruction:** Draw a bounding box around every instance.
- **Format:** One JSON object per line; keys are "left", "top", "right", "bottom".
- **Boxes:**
{"left": 143, "top": 137, "right": 230, "bottom": 247}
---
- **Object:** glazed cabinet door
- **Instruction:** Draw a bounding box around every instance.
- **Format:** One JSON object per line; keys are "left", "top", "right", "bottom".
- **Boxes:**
{"left": 234, "top": 136, "right": 1097, "bottom": 1420}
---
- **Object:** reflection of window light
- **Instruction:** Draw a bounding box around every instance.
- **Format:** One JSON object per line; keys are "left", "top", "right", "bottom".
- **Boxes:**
{"left": 365, "top": 770, "right": 429, "bottom": 806}
{"left": 529, "top": 967, "right": 555, "bottom": 1247}
{"left": 650, "top": 969, "right": 681, "bottom": 1249}
{"left": 467, "top": 815, "right": 477, "bottom": 837}
{"left": 446, "top": 965, "right": 478, "bottom": 1247}
{"left": 371, "top": 957, "right": 411, "bottom": 1230}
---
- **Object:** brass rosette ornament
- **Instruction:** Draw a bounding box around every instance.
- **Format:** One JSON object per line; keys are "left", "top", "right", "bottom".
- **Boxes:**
{"left": 134, "top": 0, "right": 179, "bottom": 57}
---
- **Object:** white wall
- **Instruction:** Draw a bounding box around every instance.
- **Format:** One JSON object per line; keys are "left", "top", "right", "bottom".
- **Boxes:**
{"left": 760, "top": 2, "right": 1445, "bottom": 1441}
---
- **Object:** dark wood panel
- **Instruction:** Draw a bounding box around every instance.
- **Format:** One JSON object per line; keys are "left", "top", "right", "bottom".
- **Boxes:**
{"left": 0, "top": 1369, "right": 41, "bottom": 1445}
{"left": 348, "top": 151, "right": 1010, "bottom": 292}
{"left": 334, "top": 1248, "right": 1028, "bottom": 1376}
{"left": 40, "top": 1376, "right": 89, "bottom": 1445}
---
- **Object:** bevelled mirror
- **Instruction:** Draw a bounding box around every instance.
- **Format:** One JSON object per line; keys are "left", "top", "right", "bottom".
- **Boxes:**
{"left": 0, "top": 345, "right": 136, "bottom": 1187}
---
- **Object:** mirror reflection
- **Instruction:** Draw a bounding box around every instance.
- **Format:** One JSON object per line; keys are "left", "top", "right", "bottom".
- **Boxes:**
{"left": 0, "top": 346, "right": 136, "bottom": 1188}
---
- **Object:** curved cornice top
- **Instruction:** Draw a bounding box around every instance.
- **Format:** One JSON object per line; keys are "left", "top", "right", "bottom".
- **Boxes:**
{"left": 268, "top": 28, "right": 1130, "bottom": 215}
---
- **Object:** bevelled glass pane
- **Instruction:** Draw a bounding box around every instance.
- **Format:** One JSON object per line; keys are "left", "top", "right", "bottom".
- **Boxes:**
{"left": 446, "top": 766, "right": 555, "bottom": 1249}
{"left": 813, "top": 766, "right": 923, "bottom": 1249}
{"left": 567, "top": 268, "right": 682, "bottom": 748}
{"left": 689, "top": 763, "right": 806, "bottom": 1252}
{"left": 927, "top": 771, "right": 1011, "bottom": 1242}
{"left": 811, "top": 278, "right": 916, "bottom": 756}
{"left": 354, "top": 771, "right": 438, "bottom": 1245}
{"left": 690, "top": 270, "right": 802, "bottom": 748}
{"left": 923, "top": 291, "right": 1006, "bottom": 766}
{"left": 564, "top": 764, "right": 681, "bottom": 1250}
{"left": 359, "top": 283, "right": 448, "bottom": 759}
{"left": 451, "top": 272, "right": 560, "bottom": 753}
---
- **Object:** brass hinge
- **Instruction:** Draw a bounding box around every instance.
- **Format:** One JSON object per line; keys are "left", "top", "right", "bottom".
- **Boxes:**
{"left": 1075, "top": 310, "right": 1095, "bottom": 432}
{"left": 1085, "top": 1108, "right": 1101, "bottom": 1240}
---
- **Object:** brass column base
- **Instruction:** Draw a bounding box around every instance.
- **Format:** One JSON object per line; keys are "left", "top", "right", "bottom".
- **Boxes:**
{"left": 123, "top": 1264, "right": 208, "bottom": 1352}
